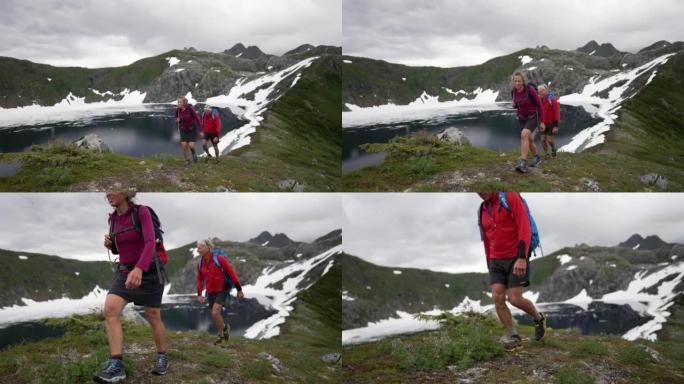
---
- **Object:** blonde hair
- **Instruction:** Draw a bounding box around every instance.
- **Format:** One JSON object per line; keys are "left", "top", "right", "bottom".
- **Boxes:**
{"left": 537, "top": 84, "right": 548, "bottom": 92}
{"left": 197, "top": 238, "right": 214, "bottom": 250}
{"left": 177, "top": 96, "right": 188, "bottom": 106}
{"left": 106, "top": 185, "right": 137, "bottom": 202}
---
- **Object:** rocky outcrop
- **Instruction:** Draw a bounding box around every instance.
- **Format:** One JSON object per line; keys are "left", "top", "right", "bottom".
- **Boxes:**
{"left": 73, "top": 134, "right": 111, "bottom": 151}
{"left": 436, "top": 127, "right": 469, "bottom": 145}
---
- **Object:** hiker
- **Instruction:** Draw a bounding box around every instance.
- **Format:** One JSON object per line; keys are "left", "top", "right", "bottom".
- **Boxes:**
{"left": 94, "top": 191, "right": 169, "bottom": 383}
{"left": 511, "top": 72, "right": 544, "bottom": 173}
{"left": 200, "top": 105, "right": 222, "bottom": 162}
{"left": 538, "top": 85, "right": 560, "bottom": 158}
{"left": 195, "top": 239, "right": 244, "bottom": 344}
{"left": 175, "top": 96, "right": 200, "bottom": 166}
{"left": 477, "top": 192, "right": 546, "bottom": 352}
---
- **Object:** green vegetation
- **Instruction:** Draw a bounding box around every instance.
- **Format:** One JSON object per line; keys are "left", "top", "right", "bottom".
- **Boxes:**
{"left": 343, "top": 312, "right": 684, "bottom": 384}
{"left": 0, "top": 257, "right": 341, "bottom": 383}
{"left": 342, "top": 52, "right": 684, "bottom": 192}
{"left": 0, "top": 55, "right": 341, "bottom": 192}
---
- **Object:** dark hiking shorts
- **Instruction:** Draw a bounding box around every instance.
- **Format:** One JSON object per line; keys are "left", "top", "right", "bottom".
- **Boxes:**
{"left": 109, "top": 268, "right": 164, "bottom": 308}
{"left": 518, "top": 113, "right": 539, "bottom": 132}
{"left": 203, "top": 132, "right": 220, "bottom": 143}
{"left": 488, "top": 257, "right": 530, "bottom": 288}
{"left": 207, "top": 287, "right": 230, "bottom": 308}
{"left": 541, "top": 122, "right": 558, "bottom": 136}
{"left": 180, "top": 128, "right": 198, "bottom": 142}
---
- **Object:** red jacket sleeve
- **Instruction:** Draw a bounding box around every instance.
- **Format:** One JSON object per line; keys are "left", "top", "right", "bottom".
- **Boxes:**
{"left": 480, "top": 206, "right": 491, "bottom": 261}
{"left": 135, "top": 206, "right": 156, "bottom": 272}
{"left": 214, "top": 112, "right": 221, "bottom": 134}
{"left": 553, "top": 98, "right": 560, "bottom": 123}
{"left": 218, "top": 254, "right": 241, "bottom": 289}
{"left": 196, "top": 262, "right": 204, "bottom": 296}
{"left": 506, "top": 192, "right": 531, "bottom": 258}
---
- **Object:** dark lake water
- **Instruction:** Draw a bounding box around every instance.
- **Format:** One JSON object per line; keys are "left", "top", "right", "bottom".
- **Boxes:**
{"left": 514, "top": 301, "right": 652, "bottom": 336}
{"left": 0, "top": 295, "right": 274, "bottom": 350}
{"left": 0, "top": 105, "right": 245, "bottom": 157}
{"left": 342, "top": 105, "right": 601, "bottom": 174}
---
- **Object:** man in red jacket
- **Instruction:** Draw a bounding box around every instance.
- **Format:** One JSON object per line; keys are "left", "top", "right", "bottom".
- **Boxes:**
{"left": 200, "top": 105, "right": 222, "bottom": 163}
{"left": 538, "top": 85, "right": 560, "bottom": 159}
{"left": 477, "top": 192, "right": 546, "bottom": 351}
{"left": 196, "top": 239, "right": 244, "bottom": 344}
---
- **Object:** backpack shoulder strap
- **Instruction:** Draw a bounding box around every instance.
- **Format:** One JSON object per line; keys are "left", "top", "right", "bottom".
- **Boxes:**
{"left": 498, "top": 192, "right": 511, "bottom": 212}
{"left": 477, "top": 202, "right": 485, "bottom": 241}
{"left": 131, "top": 205, "right": 142, "bottom": 233}
{"left": 212, "top": 250, "right": 224, "bottom": 270}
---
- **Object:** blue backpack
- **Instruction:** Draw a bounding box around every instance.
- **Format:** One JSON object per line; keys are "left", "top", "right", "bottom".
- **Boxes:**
{"left": 546, "top": 91, "right": 558, "bottom": 105}
{"left": 478, "top": 192, "right": 543, "bottom": 257}
{"left": 197, "top": 248, "right": 234, "bottom": 290}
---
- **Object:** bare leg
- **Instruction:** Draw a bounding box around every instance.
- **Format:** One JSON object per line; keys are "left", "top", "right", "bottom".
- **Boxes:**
{"left": 210, "top": 303, "right": 225, "bottom": 335}
{"left": 144, "top": 307, "right": 167, "bottom": 353}
{"left": 540, "top": 134, "right": 548, "bottom": 154}
{"left": 104, "top": 294, "right": 128, "bottom": 356}
{"left": 212, "top": 138, "right": 220, "bottom": 158}
{"left": 528, "top": 130, "right": 538, "bottom": 157}
{"left": 520, "top": 129, "right": 532, "bottom": 160}
{"left": 507, "top": 287, "right": 541, "bottom": 320}
{"left": 202, "top": 139, "right": 211, "bottom": 156}
{"left": 181, "top": 142, "right": 190, "bottom": 160}
{"left": 491, "top": 284, "right": 515, "bottom": 330}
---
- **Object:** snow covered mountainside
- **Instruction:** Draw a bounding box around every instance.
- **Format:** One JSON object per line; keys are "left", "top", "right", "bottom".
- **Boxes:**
{"left": 343, "top": 40, "right": 683, "bottom": 152}
{"left": 0, "top": 229, "right": 342, "bottom": 340}
{"left": 342, "top": 235, "right": 684, "bottom": 344}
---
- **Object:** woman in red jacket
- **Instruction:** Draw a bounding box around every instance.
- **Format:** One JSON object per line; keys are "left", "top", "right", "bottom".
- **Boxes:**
{"left": 196, "top": 239, "right": 244, "bottom": 344}
{"left": 200, "top": 105, "right": 222, "bottom": 163}
{"left": 538, "top": 85, "right": 561, "bottom": 159}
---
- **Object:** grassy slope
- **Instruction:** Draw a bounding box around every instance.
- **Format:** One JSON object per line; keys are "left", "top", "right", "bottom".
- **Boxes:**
{"left": 0, "top": 259, "right": 341, "bottom": 383}
{"left": 0, "top": 55, "right": 341, "bottom": 192}
{"left": 344, "top": 313, "right": 684, "bottom": 384}
{"left": 342, "top": 53, "right": 684, "bottom": 192}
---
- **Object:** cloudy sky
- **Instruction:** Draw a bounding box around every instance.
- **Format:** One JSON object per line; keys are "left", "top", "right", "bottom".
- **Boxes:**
{"left": 343, "top": 193, "right": 684, "bottom": 273}
{"left": 0, "top": 193, "right": 341, "bottom": 261}
{"left": 0, "top": 0, "right": 341, "bottom": 68}
{"left": 344, "top": 0, "right": 684, "bottom": 67}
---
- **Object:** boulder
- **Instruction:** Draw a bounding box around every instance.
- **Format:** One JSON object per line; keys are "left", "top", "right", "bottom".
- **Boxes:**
{"left": 73, "top": 134, "right": 111, "bottom": 152}
{"left": 277, "top": 179, "right": 305, "bottom": 192}
{"left": 436, "top": 127, "right": 469, "bottom": 145}
{"left": 640, "top": 173, "right": 668, "bottom": 190}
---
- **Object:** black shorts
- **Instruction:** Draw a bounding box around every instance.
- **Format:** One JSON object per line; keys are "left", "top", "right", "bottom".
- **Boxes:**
{"left": 202, "top": 132, "right": 220, "bottom": 143}
{"left": 488, "top": 257, "right": 530, "bottom": 288}
{"left": 518, "top": 113, "right": 538, "bottom": 132}
{"left": 541, "top": 122, "right": 558, "bottom": 136}
{"left": 180, "top": 128, "right": 198, "bottom": 142}
{"left": 108, "top": 267, "right": 164, "bottom": 308}
{"left": 207, "top": 288, "right": 230, "bottom": 308}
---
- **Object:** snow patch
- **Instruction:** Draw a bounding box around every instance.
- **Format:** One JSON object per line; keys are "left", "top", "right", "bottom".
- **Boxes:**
{"left": 566, "top": 265, "right": 578, "bottom": 271}
{"left": 175, "top": 68, "right": 185, "bottom": 73}
{"left": 206, "top": 56, "right": 318, "bottom": 154}
{"left": 527, "top": 66, "right": 537, "bottom": 71}
{"left": 401, "top": 77, "right": 406, "bottom": 81}
{"left": 564, "top": 289, "right": 592, "bottom": 311}
{"left": 366, "top": 286, "right": 372, "bottom": 290}
{"left": 557, "top": 254, "right": 572, "bottom": 265}
{"left": 560, "top": 53, "right": 676, "bottom": 152}
{"left": 46, "top": 77, "right": 52, "bottom": 82}
{"left": 445, "top": 284, "right": 450, "bottom": 288}
{"left": 166, "top": 57, "right": 180, "bottom": 66}
{"left": 633, "top": 244, "right": 641, "bottom": 250}
{"left": 343, "top": 60, "right": 352, "bottom": 64}
{"left": 519, "top": 55, "right": 533, "bottom": 65}
{"left": 343, "top": 87, "right": 501, "bottom": 128}
{"left": 589, "top": 50, "right": 596, "bottom": 55}
{"left": 74, "top": 272, "right": 80, "bottom": 276}
{"left": 243, "top": 245, "right": 342, "bottom": 339}
{"left": 393, "top": 270, "right": 402, "bottom": 275}
{"left": 290, "top": 73, "right": 302, "bottom": 88}
{"left": 18, "top": 255, "right": 28, "bottom": 260}
{"left": 262, "top": 241, "right": 269, "bottom": 246}
{"left": 0, "top": 286, "right": 107, "bottom": 327}
{"left": 523, "top": 290, "right": 540, "bottom": 303}
{"left": 296, "top": 253, "right": 303, "bottom": 258}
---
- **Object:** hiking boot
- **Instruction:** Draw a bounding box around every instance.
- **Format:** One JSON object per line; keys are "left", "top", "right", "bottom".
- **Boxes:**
{"left": 503, "top": 334, "right": 523, "bottom": 352}
{"left": 93, "top": 358, "right": 126, "bottom": 383}
{"left": 515, "top": 158, "right": 528, "bottom": 173}
{"left": 222, "top": 323, "right": 231, "bottom": 340}
{"left": 150, "top": 353, "right": 169, "bottom": 375}
{"left": 551, "top": 148, "right": 557, "bottom": 158}
{"left": 534, "top": 312, "right": 547, "bottom": 341}
{"left": 529, "top": 155, "right": 542, "bottom": 167}
{"left": 184, "top": 160, "right": 191, "bottom": 167}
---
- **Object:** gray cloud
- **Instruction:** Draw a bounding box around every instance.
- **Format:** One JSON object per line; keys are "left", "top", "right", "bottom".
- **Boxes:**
{"left": 0, "top": 0, "right": 341, "bottom": 68}
{"left": 0, "top": 193, "right": 341, "bottom": 261}
{"left": 343, "top": 0, "right": 684, "bottom": 67}
{"left": 342, "top": 193, "right": 684, "bottom": 273}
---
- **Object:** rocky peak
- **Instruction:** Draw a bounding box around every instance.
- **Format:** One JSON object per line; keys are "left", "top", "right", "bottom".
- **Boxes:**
{"left": 618, "top": 234, "right": 668, "bottom": 250}
{"left": 224, "top": 43, "right": 247, "bottom": 56}
{"left": 242, "top": 45, "right": 269, "bottom": 60}
{"left": 248, "top": 231, "right": 295, "bottom": 247}
{"left": 285, "top": 44, "right": 315, "bottom": 56}
{"left": 638, "top": 40, "right": 672, "bottom": 53}
{"left": 577, "top": 40, "right": 621, "bottom": 57}
{"left": 577, "top": 40, "right": 600, "bottom": 54}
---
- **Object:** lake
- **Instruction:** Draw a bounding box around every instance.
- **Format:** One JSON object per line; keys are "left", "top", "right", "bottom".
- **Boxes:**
{"left": 342, "top": 105, "right": 601, "bottom": 174}
{"left": 0, "top": 105, "right": 245, "bottom": 157}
